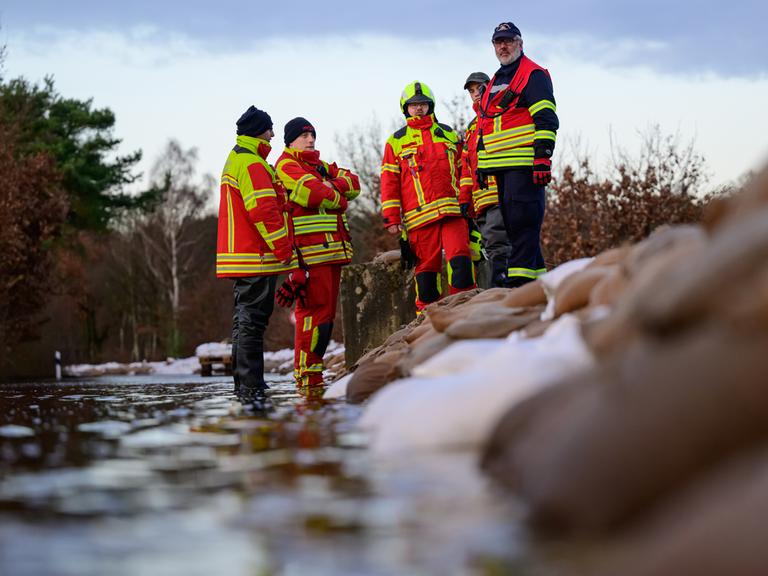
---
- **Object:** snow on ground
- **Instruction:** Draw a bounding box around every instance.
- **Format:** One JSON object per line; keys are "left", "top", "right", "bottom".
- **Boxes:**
{"left": 64, "top": 341, "right": 345, "bottom": 378}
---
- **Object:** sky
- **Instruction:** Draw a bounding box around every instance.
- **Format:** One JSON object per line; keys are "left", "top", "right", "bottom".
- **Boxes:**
{"left": 1, "top": 1, "right": 767, "bottom": 199}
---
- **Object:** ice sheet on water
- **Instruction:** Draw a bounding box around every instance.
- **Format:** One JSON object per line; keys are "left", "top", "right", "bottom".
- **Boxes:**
{"left": 0, "top": 425, "right": 35, "bottom": 438}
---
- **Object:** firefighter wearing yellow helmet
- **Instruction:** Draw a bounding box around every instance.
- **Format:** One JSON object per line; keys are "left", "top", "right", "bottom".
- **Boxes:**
{"left": 380, "top": 80, "right": 476, "bottom": 311}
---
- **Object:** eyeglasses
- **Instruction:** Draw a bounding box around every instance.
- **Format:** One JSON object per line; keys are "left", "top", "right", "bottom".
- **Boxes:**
{"left": 493, "top": 37, "right": 518, "bottom": 46}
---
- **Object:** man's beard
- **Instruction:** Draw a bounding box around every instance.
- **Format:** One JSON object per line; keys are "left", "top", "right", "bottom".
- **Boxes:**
{"left": 497, "top": 48, "right": 521, "bottom": 66}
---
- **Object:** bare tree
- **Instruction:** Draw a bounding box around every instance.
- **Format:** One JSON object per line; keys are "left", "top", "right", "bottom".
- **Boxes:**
{"left": 137, "top": 139, "right": 213, "bottom": 356}
{"left": 335, "top": 116, "right": 398, "bottom": 262}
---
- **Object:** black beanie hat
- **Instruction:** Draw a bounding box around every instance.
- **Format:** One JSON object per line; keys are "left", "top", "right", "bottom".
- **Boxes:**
{"left": 284, "top": 117, "right": 316, "bottom": 146}
{"left": 236, "top": 106, "right": 273, "bottom": 137}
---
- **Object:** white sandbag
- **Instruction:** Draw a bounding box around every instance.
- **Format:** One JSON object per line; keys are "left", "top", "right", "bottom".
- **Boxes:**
{"left": 323, "top": 372, "right": 352, "bottom": 399}
{"left": 539, "top": 257, "right": 594, "bottom": 321}
{"left": 359, "top": 315, "right": 594, "bottom": 455}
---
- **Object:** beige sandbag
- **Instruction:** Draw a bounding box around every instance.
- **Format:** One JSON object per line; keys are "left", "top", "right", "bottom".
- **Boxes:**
{"left": 445, "top": 307, "right": 543, "bottom": 339}
{"left": 554, "top": 266, "right": 613, "bottom": 317}
{"left": 405, "top": 321, "right": 433, "bottom": 344}
{"left": 346, "top": 356, "right": 403, "bottom": 404}
{"left": 465, "top": 287, "right": 510, "bottom": 304}
{"left": 589, "top": 246, "right": 630, "bottom": 268}
{"left": 483, "top": 325, "right": 768, "bottom": 535}
{"left": 501, "top": 280, "right": 546, "bottom": 308}
{"left": 624, "top": 225, "right": 706, "bottom": 278}
{"left": 589, "top": 267, "right": 630, "bottom": 308}
{"left": 396, "top": 333, "right": 454, "bottom": 375}
{"left": 587, "top": 452, "right": 768, "bottom": 576}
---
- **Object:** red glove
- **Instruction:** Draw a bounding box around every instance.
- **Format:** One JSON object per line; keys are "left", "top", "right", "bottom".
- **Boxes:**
{"left": 338, "top": 194, "right": 348, "bottom": 211}
{"left": 533, "top": 157, "right": 552, "bottom": 186}
{"left": 275, "top": 268, "right": 309, "bottom": 307}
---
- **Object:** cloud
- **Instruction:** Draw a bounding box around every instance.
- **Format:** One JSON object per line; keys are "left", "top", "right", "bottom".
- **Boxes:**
{"left": 2, "top": 27, "right": 766, "bottom": 199}
{"left": 2, "top": 0, "right": 766, "bottom": 76}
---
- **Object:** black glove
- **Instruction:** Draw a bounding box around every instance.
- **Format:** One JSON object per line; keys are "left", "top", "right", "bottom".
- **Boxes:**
{"left": 276, "top": 269, "right": 309, "bottom": 307}
{"left": 476, "top": 170, "right": 488, "bottom": 190}
{"left": 399, "top": 235, "right": 416, "bottom": 271}
{"left": 460, "top": 203, "right": 472, "bottom": 220}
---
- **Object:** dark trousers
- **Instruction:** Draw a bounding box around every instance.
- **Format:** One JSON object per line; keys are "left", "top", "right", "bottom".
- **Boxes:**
{"left": 496, "top": 170, "right": 546, "bottom": 288}
{"left": 477, "top": 204, "right": 511, "bottom": 288}
{"left": 232, "top": 275, "right": 277, "bottom": 392}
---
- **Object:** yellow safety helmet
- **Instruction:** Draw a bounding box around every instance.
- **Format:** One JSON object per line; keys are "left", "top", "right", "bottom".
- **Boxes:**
{"left": 400, "top": 80, "right": 435, "bottom": 116}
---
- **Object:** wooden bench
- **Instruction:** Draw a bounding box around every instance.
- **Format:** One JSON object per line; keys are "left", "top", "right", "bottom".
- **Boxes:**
{"left": 199, "top": 355, "right": 233, "bottom": 377}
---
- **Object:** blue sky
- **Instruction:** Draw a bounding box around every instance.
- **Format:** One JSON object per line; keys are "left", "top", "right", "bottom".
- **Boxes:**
{"left": 2, "top": 1, "right": 767, "bottom": 195}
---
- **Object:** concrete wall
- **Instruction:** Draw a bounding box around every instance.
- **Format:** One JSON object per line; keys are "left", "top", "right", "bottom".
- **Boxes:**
{"left": 340, "top": 254, "right": 416, "bottom": 367}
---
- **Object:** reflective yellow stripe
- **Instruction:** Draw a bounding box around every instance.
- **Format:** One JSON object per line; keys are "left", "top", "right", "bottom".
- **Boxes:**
{"left": 483, "top": 123, "right": 536, "bottom": 145}
{"left": 303, "top": 316, "right": 313, "bottom": 331}
{"left": 508, "top": 267, "right": 539, "bottom": 279}
{"left": 382, "top": 199, "right": 401, "bottom": 211}
{"left": 226, "top": 189, "right": 234, "bottom": 253}
{"left": 484, "top": 134, "right": 535, "bottom": 154}
{"left": 381, "top": 163, "right": 400, "bottom": 174}
{"left": 534, "top": 129, "right": 556, "bottom": 142}
{"left": 242, "top": 187, "right": 275, "bottom": 211}
{"left": 293, "top": 214, "right": 338, "bottom": 235}
{"left": 528, "top": 99, "right": 556, "bottom": 115}
{"left": 221, "top": 174, "right": 239, "bottom": 187}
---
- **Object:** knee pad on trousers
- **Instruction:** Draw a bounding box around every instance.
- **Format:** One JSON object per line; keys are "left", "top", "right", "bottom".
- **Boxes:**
{"left": 415, "top": 271, "right": 441, "bottom": 304}
{"left": 448, "top": 255, "right": 474, "bottom": 289}
{"left": 311, "top": 322, "right": 333, "bottom": 357}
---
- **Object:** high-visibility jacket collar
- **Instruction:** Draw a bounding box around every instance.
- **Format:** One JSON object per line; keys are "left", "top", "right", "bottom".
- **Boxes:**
{"left": 284, "top": 147, "right": 322, "bottom": 166}
{"left": 236, "top": 135, "right": 271, "bottom": 159}
{"left": 406, "top": 114, "right": 435, "bottom": 131}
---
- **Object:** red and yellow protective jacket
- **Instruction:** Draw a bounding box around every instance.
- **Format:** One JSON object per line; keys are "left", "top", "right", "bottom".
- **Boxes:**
{"left": 276, "top": 148, "right": 360, "bottom": 267}
{"left": 216, "top": 136, "right": 296, "bottom": 278}
{"left": 459, "top": 105, "right": 499, "bottom": 216}
{"left": 380, "top": 114, "right": 469, "bottom": 231}
{"left": 477, "top": 55, "right": 555, "bottom": 172}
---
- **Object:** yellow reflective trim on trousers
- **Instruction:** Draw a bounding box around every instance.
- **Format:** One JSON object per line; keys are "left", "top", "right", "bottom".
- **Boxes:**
{"left": 310, "top": 327, "right": 319, "bottom": 351}
{"left": 534, "top": 130, "right": 557, "bottom": 141}
{"left": 508, "top": 267, "right": 538, "bottom": 279}
{"left": 226, "top": 189, "right": 234, "bottom": 253}
{"left": 528, "top": 100, "right": 556, "bottom": 115}
{"left": 303, "top": 316, "right": 313, "bottom": 331}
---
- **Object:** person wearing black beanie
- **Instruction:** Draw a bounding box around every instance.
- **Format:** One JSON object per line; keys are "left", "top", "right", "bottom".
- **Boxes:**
{"left": 236, "top": 106, "right": 273, "bottom": 138}
{"left": 283, "top": 117, "right": 316, "bottom": 147}
{"left": 216, "top": 105, "right": 296, "bottom": 404}
{"left": 274, "top": 117, "right": 361, "bottom": 398}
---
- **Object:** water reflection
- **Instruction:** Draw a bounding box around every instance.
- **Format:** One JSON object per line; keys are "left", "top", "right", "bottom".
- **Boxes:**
{"left": 0, "top": 373, "right": 527, "bottom": 575}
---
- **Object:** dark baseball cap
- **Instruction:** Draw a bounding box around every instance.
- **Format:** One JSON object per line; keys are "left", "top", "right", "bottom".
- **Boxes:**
{"left": 492, "top": 22, "right": 521, "bottom": 41}
{"left": 463, "top": 71, "right": 490, "bottom": 90}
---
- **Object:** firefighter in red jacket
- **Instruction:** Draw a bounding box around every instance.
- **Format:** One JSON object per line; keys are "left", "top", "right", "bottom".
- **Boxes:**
{"left": 275, "top": 118, "right": 360, "bottom": 398}
{"left": 381, "top": 81, "right": 476, "bottom": 311}
{"left": 477, "top": 22, "right": 559, "bottom": 287}
{"left": 216, "top": 106, "right": 296, "bottom": 399}
{"left": 459, "top": 71, "right": 510, "bottom": 288}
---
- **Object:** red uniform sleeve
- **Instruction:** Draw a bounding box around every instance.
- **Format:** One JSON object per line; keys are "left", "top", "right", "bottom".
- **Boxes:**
{"left": 277, "top": 158, "right": 344, "bottom": 210}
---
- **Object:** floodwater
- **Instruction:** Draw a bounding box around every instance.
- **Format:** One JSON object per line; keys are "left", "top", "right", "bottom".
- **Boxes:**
{"left": 0, "top": 373, "right": 531, "bottom": 576}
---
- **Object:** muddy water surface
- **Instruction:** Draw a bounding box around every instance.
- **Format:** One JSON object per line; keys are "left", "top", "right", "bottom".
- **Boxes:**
{"left": 0, "top": 374, "right": 528, "bottom": 576}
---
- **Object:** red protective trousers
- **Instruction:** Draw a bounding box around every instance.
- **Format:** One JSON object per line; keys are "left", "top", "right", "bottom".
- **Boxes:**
{"left": 293, "top": 263, "right": 341, "bottom": 395}
{"left": 408, "top": 216, "right": 476, "bottom": 310}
